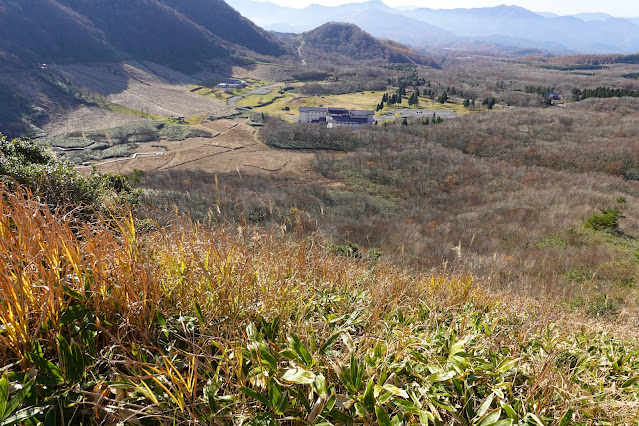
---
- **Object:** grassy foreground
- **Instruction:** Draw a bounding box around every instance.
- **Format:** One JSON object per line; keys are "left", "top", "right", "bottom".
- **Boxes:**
{"left": 0, "top": 187, "right": 638, "bottom": 424}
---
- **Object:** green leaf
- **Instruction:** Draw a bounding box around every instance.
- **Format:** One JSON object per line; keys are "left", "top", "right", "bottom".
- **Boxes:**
{"left": 500, "top": 402, "right": 518, "bottom": 420}
{"left": 622, "top": 376, "right": 638, "bottom": 388}
{"left": 391, "top": 414, "right": 404, "bottom": 426}
{"left": 394, "top": 399, "right": 420, "bottom": 415}
{"left": 474, "top": 394, "right": 495, "bottom": 421}
{"left": 477, "top": 408, "right": 501, "bottom": 426}
{"left": 328, "top": 409, "right": 353, "bottom": 423}
{"left": 245, "top": 412, "right": 279, "bottom": 426}
{"left": 59, "top": 305, "right": 90, "bottom": 326}
{"left": 524, "top": 413, "right": 546, "bottom": 426}
{"left": 312, "top": 373, "right": 329, "bottom": 399}
{"left": 281, "top": 368, "right": 316, "bottom": 385}
{"left": 448, "top": 336, "right": 469, "bottom": 358}
{"left": 484, "top": 421, "right": 513, "bottom": 426}
{"left": 56, "top": 336, "right": 84, "bottom": 385}
{"left": 427, "top": 370, "right": 456, "bottom": 383}
{"left": 383, "top": 384, "right": 408, "bottom": 399}
{"left": 70, "top": 340, "right": 85, "bottom": 385}
{"left": 3, "top": 379, "right": 34, "bottom": 422}
{"left": 240, "top": 386, "right": 270, "bottom": 408}
{"left": 363, "top": 379, "right": 375, "bottom": 415}
{"left": 259, "top": 345, "right": 278, "bottom": 372}
{"left": 0, "top": 373, "right": 8, "bottom": 420}
{"left": 27, "top": 353, "right": 63, "bottom": 386}
{"left": 194, "top": 302, "right": 205, "bottom": 326}
{"left": 558, "top": 408, "right": 573, "bottom": 426}
{"left": 375, "top": 406, "right": 392, "bottom": 426}
{"left": 319, "top": 331, "right": 341, "bottom": 355}
{"left": 289, "top": 334, "right": 314, "bottom": 368}
{"left": 1, "top": 406, "right": 45, "bottom": 426}
{"left": 268, "top": 379, "right": 288, "bottom": 415}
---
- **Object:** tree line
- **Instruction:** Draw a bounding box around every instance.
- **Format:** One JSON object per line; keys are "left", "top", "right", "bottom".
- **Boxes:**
{"left": 572, "top": 87, "right": 639, "bottom": 101}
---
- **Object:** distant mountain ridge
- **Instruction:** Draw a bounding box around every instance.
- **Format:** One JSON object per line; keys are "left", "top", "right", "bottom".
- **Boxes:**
{"left": 226, "top": 0, "right": 639, "bottom": 54}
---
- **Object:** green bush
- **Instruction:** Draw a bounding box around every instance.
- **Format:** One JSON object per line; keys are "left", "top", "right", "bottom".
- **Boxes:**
{"left": 0, "top": 134, "right": 139, "bottom": 216}
{"left": 584, "top": 208, "right": 624, "bottom": 233}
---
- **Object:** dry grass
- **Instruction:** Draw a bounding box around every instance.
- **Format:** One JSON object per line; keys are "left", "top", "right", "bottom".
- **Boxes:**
{"left": 0, "top": 186, "right": 637, "bottom": 424}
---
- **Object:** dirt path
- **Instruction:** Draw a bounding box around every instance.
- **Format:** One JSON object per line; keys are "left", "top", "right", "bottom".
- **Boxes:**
{"left": 297, "top": 41, "right": 307, "bottom": 65}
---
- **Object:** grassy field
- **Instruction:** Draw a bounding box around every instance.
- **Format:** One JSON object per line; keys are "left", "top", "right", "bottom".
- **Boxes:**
{"left": 253, "top": 90, "right": 467, "bottom": 118}
{"left": 0, "top": 186, "right": 637, "bottom": 424}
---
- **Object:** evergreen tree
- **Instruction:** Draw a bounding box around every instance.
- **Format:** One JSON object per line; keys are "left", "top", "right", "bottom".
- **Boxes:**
{"left": 463, "top": 98, "right": 470, "bottom": 108}
{"left": 438, "top": 91, "right": 448, "bottom": 104}
{"left": 402, "top": 117, "right": 408, "bottom": 126}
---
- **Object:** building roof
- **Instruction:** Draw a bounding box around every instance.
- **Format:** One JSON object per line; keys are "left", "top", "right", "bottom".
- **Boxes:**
{"left": 349, "top": 110, "right": 374, "bottom": 116}
{"left": 299, "top": 107, "right": 327, "bottom": 112}
{"left": 330, "top": 116, "right": 369, "bottom": 124}
{"left": 327, "top": 107, "right": 348, "bottom": 115}
{"left": 219, "top": 78, "right": 244, "bottom": 84}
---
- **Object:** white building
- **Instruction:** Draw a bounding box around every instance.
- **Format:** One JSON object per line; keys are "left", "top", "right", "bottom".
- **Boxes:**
{"left": 299, "top": 107, "right": 374, "bottom": 129}
{"left": 216, "top": 78, "right": 247, "bottom": 89}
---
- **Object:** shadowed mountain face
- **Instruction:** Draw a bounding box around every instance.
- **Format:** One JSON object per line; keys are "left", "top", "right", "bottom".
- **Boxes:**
{"left": 296, "top": 22, "right": 440, "bottom": 67}
{"left": 0, "top": 0, "right": 291, "bottom": 66}
{"left": 0, "top": 0, "right": 119, "bottom": 63}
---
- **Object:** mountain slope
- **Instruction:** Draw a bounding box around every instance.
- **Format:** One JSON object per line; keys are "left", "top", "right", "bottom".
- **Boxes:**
{"left": 148, "top": 0, "right": 289, "bottom": 57}
{"left": 0, "top": 0, "right": 119, "bottom": 63}
{"left": 296, "top": 22, "right": 439, "bottom": 67}
{"left": 1, "top": 0, "right": 292, "bottom": 67}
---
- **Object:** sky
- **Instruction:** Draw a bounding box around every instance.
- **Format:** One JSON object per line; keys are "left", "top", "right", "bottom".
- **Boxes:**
{"left": 256, "top": 0, "right": 639, "bottom": 17}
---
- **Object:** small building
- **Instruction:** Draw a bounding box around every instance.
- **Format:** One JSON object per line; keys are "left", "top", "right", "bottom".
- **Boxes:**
{"left": 299, "top": 107, "right": 374, "bottom": 129}
{"left": 546, "top": 91, "right": 560, "bottom": 101}
{"left": 217, "top": 78, "right": 247, "bottom": 89}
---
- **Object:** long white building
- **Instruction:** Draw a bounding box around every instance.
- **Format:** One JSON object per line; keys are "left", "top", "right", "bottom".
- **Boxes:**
{"left": 299, "top": 107, "right": 374, "bottom": 129}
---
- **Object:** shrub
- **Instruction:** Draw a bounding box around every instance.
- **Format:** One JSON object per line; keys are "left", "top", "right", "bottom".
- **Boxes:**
{"left": 584, "top": 208, "right": 624, "bottom": 233}
{"left": 0, "top": 134, "right": 139, "bottom": 216}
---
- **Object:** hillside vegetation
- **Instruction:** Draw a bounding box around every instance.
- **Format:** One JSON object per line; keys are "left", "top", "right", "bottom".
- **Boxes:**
{"left": 0, "top": 177, "right": 637, "bottom": 424}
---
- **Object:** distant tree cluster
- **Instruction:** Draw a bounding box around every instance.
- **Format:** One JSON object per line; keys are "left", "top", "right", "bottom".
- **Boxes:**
{"left": 376, "top": 87, "right": 407, "bottom": 110}
{"left": 572, "top": 87, "right": 639, "bottom": 101}
{"left": 541, "top": 64, "right": 605, "bottom": 71}
{"left": 621, "top": 73, "right": 639, "bottom": 79}
{"left": 482, "top": 97, "right": 496, "bottom": 109}
{"left": 525, "top": 86, "right": 554, "bottom": 95}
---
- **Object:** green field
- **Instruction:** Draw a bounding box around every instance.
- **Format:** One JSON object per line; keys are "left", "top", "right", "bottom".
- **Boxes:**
{"left": 230, "top": 84, "right": 471, "bottom": 119}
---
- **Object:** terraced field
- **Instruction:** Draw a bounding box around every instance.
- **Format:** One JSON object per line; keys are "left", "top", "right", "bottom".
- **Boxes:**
{"left": 88, "top": 120, "right": 317, "bottom": 177}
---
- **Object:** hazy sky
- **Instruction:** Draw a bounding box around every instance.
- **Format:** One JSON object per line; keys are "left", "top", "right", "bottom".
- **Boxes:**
{"left": 258, "top": 0, "right": 639, "bottom": 17}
